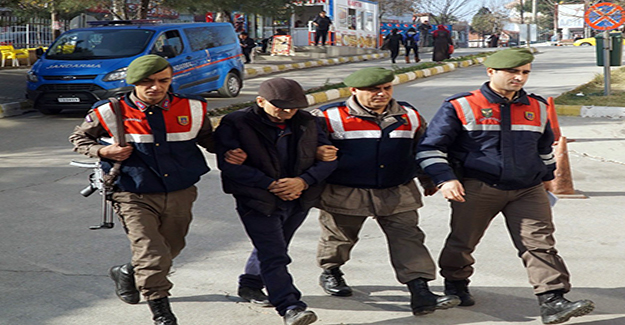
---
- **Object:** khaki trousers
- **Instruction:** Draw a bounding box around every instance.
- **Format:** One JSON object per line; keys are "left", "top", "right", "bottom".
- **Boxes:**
{"left": 113, "top": 186, "right": 197, "bottom": 300}
{"left": 317, "top": 209, "right": 436, "bottom": 284}
{"left": 439, "top": 179, "right": 571, "bottom": 294}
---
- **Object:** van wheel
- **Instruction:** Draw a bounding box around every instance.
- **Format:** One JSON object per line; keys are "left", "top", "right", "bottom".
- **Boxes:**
{"left": 218, "top": 73, "right": 242, "bottom": 97}
{"left": 37, "top": 105, "right": 62, "bottom": 115}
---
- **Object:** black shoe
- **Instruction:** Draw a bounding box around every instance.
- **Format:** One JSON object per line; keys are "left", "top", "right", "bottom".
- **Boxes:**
{"left": 407, "top": 278, "right": 460, "bottom": 316}
{"left": 538, "top": 291, "right": 594, "bottom": 324}
{"left": 238, "top": 286, "right": 272, "bottom": 307}
{"left": 283, "top": 306, "right": 317, "bottom": 325}
{"left": 319, "top": 267, "right": 352, "bottom": 296}
{"left": 109, "top": 263, "right": 140, "bottom": 304}
{"left": 444, "top": 279, "right": 475, "bottom": 306}
{"left": 148, "top": 297, "right": 178, "bottom": 325}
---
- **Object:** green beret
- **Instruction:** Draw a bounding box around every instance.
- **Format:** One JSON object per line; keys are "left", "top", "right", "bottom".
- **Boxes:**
{"left": 343, "top": 67, "right": 395, "bottom": 88}
{"left": 483, "top": 48, "right": 534, "bottom": 69}
{"left": 126, "top": 55, "right": 171, "bottom": 84}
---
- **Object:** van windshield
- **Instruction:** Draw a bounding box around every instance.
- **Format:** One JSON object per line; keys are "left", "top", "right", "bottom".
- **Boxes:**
{"left": 47, "top": 29, "right": 154, "bottom": 60}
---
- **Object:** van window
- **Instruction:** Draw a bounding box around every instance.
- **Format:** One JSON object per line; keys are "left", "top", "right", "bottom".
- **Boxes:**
{"left": 151, "top": 30, "right": 183, "bottom": 57}
{"left": 184, "top": 25, "right": 237, "bottom": 51}
{"left": 47, "top": 29, "right": 153, "bottom": 60}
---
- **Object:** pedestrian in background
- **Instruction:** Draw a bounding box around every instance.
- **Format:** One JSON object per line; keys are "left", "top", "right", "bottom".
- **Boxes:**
{"left": 384, "top": 28, "right": 403, "bottom": 64}
{"left": 432, "top": 24, "right": 453, "bottom": 62}
{"left": 312, "top": 67, "right": 461, "bottom": 316}
{"left": 418, "top": 20, "right": 431, "bottom": 47}
{"left": 312, "top": 11, "right": 332, "bottom": 46}
{"left": 214, "top": 78, "right": 338, "bottom": 325}
{"left": 417, "top": 48, "right": 595, "bottom": 325}
{"left": 239, "top": 32, "right": 256, "bottom": 64}
{"left": 488, "top": 33, "right": 500, "bottom": 48}
{"left": 403, "top": 27, "right": 420, "bottom": 63}
{"left": 69, "top": 55, "right": 216, "bottom": 325}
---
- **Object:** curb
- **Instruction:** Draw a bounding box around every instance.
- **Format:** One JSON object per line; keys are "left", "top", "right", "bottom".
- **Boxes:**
{"left": 206, "top": 57, "right": 487, "bottom": 124}
{"left": 555, "top": 105, "right": 625, "bottom": 118}
{"left": 303, "top": 57, "right": 486, "bottom": 107}
{"left": 244, "top": 53, "right": 388, "bottom": 78}
{"left": 0, "top": 100, "right": 33, "bottom": 119}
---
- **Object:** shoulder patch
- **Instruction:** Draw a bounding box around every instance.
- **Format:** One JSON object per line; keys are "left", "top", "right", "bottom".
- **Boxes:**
{"left": 317, "top": 101, "right": 345, "bottom": 112}
{"left": 444, "top": 92, "right": 474, "bottom": 102}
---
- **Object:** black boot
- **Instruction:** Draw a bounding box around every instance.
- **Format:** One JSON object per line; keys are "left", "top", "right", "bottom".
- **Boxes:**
{"left": 538, "top": 290, "right": 594, "bottom": 324}
{"left": 148, "top": 297, "right": 178, "bottom": 325}
{"left": 283, "top": 306, "right": 318, "bottom": 325}
{"left": 319, "top": 267, "right": 352, "bottom": 296}
{"left": 407, "top": 278, "right": 460, "bottom": 316}
{"left": 238, "top": 286, "right": 272, "bottom": 307}
{"left": 109, "top": 263, "right": 140, "bottom": 304}
{"left": 444, "top": 279, "right": 475, "bottom": 306}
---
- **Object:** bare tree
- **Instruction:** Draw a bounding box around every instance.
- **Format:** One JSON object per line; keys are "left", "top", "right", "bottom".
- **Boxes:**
{"left": 416, "top": 0, "right": 474, "bottom": 24}
{"left": 377, "top": 0, "right": 417, "bottom": 20}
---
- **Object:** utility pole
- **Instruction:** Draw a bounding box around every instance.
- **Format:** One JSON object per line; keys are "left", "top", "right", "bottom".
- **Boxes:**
{"left": 554, "top": 3, "right": 559, "bottom": 42}
{"left": 532, "top": 0, "right": 537, "bottom": 42}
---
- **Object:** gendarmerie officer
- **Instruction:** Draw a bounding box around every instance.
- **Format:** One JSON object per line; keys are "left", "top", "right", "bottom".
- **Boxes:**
{"left": 70, "top": 54, "right": 214, "bottom": 325}
{"left": 417, "top": 48, "right": 595, "bottom": 324}
{"left": 313, "top": 67, "right": 460, "bottom": 316}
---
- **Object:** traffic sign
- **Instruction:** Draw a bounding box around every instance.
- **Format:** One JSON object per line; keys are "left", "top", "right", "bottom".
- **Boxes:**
{"left": 585, "top": 2, "right": 625, "bottom": 30}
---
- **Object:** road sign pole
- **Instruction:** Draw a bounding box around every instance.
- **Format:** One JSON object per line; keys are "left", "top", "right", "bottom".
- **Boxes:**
{"left": 603, "top": 30, "right": 611, "bottom": 96}
{"left": 584, "top": 2, "right": 625, "bottom": 96}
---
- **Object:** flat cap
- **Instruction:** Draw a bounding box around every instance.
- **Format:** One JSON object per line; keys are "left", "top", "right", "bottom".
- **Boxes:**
{"left": 126, "top": 54, "right": 171, "bottom": 84}
{"left": 258, "top": 78, "right": 308, "bottom": 109}
{"left": 483, "top": 48, "right": 534, "bottom": 69}
{"left": 343, "top": 67, "right": 395, "bottom": 88}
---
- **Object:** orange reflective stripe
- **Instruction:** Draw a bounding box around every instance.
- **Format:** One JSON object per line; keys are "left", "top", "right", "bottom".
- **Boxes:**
{"left": 94, "top": 98, "right": 205, "bottom": 144}
{"left": 324, "top": 105, "right": 421, "bottom": 140}
{"left": 452, "top": 90, "right": 547, "bottom": 133}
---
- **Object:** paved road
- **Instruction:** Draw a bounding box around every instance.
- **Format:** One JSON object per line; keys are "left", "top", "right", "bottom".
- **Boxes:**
{"left": 1, "top": 45, "right": 624, "bottom": 325}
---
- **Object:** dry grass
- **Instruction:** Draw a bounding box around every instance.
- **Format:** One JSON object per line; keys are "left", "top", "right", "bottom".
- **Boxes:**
{"left": 555, "top": 66, "right": 625, "bottom": 106}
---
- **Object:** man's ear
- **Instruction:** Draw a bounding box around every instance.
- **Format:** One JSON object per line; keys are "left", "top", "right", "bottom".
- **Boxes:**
{"left": 350, "top": 87, "right": 357, "bottom": 95}
{"left": 256, "top": 96, "right": 265, "bottom": 107}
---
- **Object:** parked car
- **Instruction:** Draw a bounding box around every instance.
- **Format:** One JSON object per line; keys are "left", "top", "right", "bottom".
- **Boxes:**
{"left": 573, "top": 35, "right": 625, "bottom": 46}
{"left": 26, "top": 20, "right": 245, "bottom": 114}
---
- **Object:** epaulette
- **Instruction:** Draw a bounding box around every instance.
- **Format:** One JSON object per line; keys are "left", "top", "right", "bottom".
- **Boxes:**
{"left": 444, "top": 92, "right": 474, "bottom": 102}
{"left": 93, "top": 94, "right": 127, "bottom": 109}
{"left": 92, "top": 99, "right": 111, "bottom": 109}
{"left": 172, "top": 93, "right": 207, "bottom": 103}
{"left": 397, "top": 101, "right": 418, "bottom": 111}
{"left": 317, "top": 101, "right": 346, "bottom": 112}
{"left": 527, "top": 93, "right": 548, "bottom": 104}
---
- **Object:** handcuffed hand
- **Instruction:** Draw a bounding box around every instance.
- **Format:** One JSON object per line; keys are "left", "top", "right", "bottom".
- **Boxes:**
{"left": 268, "top": 177, "right": 308, "bottom": 201}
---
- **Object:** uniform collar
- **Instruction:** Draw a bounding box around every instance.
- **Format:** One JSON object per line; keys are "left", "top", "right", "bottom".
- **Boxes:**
{"left": 481, "top": 82, "right": 530, "bottom": 105}
{"left": 128, "top": 91, "right": 172, "bottom": 112}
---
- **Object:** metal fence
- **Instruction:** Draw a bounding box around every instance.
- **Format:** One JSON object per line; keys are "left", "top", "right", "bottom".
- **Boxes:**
{"left": 0, "top": 16, "right": 66, "bottom": 48}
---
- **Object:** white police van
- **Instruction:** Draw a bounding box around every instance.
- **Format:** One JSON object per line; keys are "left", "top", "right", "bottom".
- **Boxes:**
{"left": 27, "top": 21, "right": 245, "bottom": 114}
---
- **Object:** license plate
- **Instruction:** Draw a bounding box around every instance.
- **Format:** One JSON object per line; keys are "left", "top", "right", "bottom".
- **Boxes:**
{"left": 58, "top": 97, "right": 80, "bottom": 103}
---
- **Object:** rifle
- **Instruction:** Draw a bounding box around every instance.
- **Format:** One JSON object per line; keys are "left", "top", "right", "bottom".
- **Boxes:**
{"left": 70, "top": 160, "right": 115, "bottom": 229}
{"left": 72, "top": 97, "right": 126, "bottom": 230}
